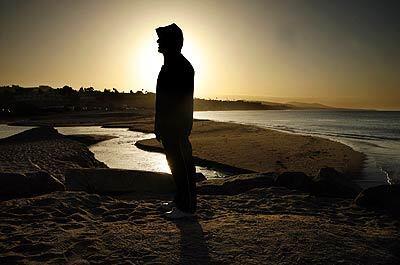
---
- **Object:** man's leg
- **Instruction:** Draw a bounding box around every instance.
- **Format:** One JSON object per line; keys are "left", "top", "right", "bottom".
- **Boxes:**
{"left": 162, "top": 136, "right": 196, "bottom": 213}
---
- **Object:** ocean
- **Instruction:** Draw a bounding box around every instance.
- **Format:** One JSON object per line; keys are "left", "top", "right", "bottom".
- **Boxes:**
{"left": 194, "top": 110, "right": 400, "bottom": 187}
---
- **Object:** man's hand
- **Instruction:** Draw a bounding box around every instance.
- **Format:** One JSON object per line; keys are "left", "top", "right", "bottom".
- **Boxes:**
{"left": 154, "top": 120, "right": 161, "bottom": 142}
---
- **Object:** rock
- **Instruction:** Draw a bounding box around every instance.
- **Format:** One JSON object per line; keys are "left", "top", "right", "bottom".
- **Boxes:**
{"left": 0, "top": 171, "right": 65, "bottom": 199}
{"left": 65, "top": 168, "right": 176, "bottom": 194}
{"left": 311, "top": 167, "right": 361, "bottom": 198}
{"left": 195, "top": 172, "right": 207, "bottom": 182}
{"left": 354, "top": 184, "right": 400, "bottom": 216}
{"left": 196, "top": 179, "right": 225, "bottom": 195}
{"left": 275, "top": 172, "right": 312, "bottom": 192}
{"left": 198, "top": 173, "right": 276, "bottom": 195}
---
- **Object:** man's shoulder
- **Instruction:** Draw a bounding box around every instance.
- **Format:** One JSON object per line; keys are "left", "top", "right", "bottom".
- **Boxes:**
{"left": 180, "top": 54, "right": 194, "bottom": 74}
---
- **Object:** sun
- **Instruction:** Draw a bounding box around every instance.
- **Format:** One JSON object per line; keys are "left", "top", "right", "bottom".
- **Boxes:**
{"left": 132, "top": 32, "right": 203, "bottom": 93}
{"left": 133, "top": 37, "right": 162, "bottom": 93}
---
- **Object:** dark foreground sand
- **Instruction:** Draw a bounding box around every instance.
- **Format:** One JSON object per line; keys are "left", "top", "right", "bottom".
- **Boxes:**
{"left": 0, "top": 189, "right": 399, "bottom": 264}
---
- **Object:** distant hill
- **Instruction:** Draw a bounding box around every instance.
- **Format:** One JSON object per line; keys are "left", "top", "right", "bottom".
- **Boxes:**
{"left": 285, "top": 102, "right": 337, "bottom": 109}
{"left": 1, "top": 85, "right": 296, "bottom": 115}
{"left": 195, "top": 99, "right": 292, "bottom": 111}
{"left": 261, "top": 101, "right": 294, "bottom": 107}
{"left": 1, "top": 85, "right": 364, "bottom": 115}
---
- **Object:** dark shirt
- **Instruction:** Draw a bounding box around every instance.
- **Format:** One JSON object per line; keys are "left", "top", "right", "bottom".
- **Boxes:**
{"left": 155, "top": 54, "right": 195, "bottom": 138}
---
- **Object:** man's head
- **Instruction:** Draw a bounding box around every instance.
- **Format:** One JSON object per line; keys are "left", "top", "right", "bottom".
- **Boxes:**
{"left": 156, "top": 23, "right": 183, "bottom": 54}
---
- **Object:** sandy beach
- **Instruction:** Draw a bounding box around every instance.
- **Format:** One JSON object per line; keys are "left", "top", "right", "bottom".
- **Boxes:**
{"left": 135, "top": 119, "right": 364, "bottom": 177}
{"left": 0, "top": 112, "right": 398, "bottom": 264}
{"left": 0, "top": 126, "right": 108, "bottom": 182}
{"left": 8, "top": 111, "right": 365, "bottom": 177}
{"left": 2, "top": 1, "right": 400, "bottom": 263}
{"left": 1, "top": 188, "right": 398, "bottom": 264}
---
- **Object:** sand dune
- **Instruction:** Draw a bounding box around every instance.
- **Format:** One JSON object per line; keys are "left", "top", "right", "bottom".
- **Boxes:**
{"left": 0, "top": 127, "right": 107, "bottom": 182}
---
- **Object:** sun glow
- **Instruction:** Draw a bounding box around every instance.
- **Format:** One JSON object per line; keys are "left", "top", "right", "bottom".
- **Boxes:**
{"left": 133, "top": 31, "right": 204, "bottom": 94}
{"left": 182, "top": 36, "right": 204, "bottom": 92}
{"left": 134, "top": 35, "right": 162, "bottom": 92}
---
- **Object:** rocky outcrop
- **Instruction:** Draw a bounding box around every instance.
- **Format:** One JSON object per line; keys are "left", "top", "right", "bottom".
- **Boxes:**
{"left": 275, "top": 171, "right": 312, "bottom": 192}
{"left": 65, "top": 169, "right": 239, "bottom": 195}
{"left": 199, "top": 168, "right": 361, "bottom": 198}
{"left": 195, "top": 172, "right": 207, "bottom": 182}
{"left": 310, "top": 167, "right": 361, "bottom": 198}
{"left": 61, "top": 166, "right": 361, "bottom": 199}
{"left": 65, "top": 168, "right": 176, "bottom": 194}
{"left": 198, "top": 173, "right": 276, "bottom": 195}
{"left": 0, "top": 171, "right": 65, "bottom": 199}
{"left": 354, "top": 184, "right": 400, "bottom": 216}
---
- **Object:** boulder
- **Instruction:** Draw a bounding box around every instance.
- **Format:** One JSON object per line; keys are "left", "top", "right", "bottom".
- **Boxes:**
{"left": 198, "top": 173, "right": 276, "bottom": 195}
{"left": 311, "top": 167, "right": 361, "bottom": 198}
{"left": 275, "top": 172, "right": 312, "bottom": 192}
{"left": 195, "top": 172, "right": 207, "bottom": 182}
{"left": 354, "top": 184, "right": 400, "bottom": 216}
{"left": 65, "top": 168, "right": 176, "bottom": 194}
{"left": 0, "top": 171, "right": 65, "bottom": 199}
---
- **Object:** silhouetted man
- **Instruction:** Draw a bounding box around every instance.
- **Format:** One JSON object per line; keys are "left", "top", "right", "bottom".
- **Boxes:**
{"left": 155, "top": 23, "right": 196, "bottom": 218}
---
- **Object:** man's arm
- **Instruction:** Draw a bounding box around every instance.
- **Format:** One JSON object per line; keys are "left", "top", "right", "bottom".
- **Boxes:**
{"left": 154, "top": 74, "right": 162, "bottom": 141}
{"left": 177, "top": 65, "right": 194, "bottom": 136}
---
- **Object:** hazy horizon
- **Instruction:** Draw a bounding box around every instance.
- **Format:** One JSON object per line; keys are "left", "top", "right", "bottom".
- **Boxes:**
{"left": 1, "top": 0, "right": 399, "bottom": 109}
{"left": 5, "top": 84, "right": 399, "bottom": 110}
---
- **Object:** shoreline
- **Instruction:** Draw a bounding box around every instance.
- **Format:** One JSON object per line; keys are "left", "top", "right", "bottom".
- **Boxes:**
{"left": 1, "top": 111, "right": 366, "bottom": 180}
{"left": 121, "top": 116, "right": 365, "bottom": 178}
{"left": 138, "top": 121, "right": 364, "bottom": 177}
{"left": 193, "top": 110, "right": 400, "bottom": 186}
{"left": 1, "top": 115, "right": 399, "bottom": 264}
{"left": 196, "top": 119, "right": 371, "bottom": 181}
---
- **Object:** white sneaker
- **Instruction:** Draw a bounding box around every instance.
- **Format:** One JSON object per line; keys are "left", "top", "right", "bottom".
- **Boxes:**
{"left": 164, "top": 207, "right": 194, "bottom": 219}
{"left": 160, "top": 201, "right": 176, "bottom": 211}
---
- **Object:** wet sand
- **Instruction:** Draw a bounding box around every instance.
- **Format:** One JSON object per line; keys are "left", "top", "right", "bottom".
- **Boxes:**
{"left": 134, "top": 119, "right": 365, "bottom": 177}
{"left": 7, "top": 111, "right": 365, "bottom": 178}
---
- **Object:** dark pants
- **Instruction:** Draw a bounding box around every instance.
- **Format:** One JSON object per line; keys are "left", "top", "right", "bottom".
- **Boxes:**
{"left": 161, "top": 135, "right": 197, "bottom": 213}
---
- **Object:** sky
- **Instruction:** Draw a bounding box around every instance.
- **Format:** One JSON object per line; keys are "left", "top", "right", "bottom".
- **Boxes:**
{"left": 1, "top": 0, "right": 399, "bottom": 109}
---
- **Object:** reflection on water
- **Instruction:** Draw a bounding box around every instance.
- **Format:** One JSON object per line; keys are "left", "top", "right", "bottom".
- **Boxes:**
{"left": 56, "top": 126, "right": 224, "bottom": 178}
{"left": 58, "top": 126, "right": 170, "bottom": 173}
